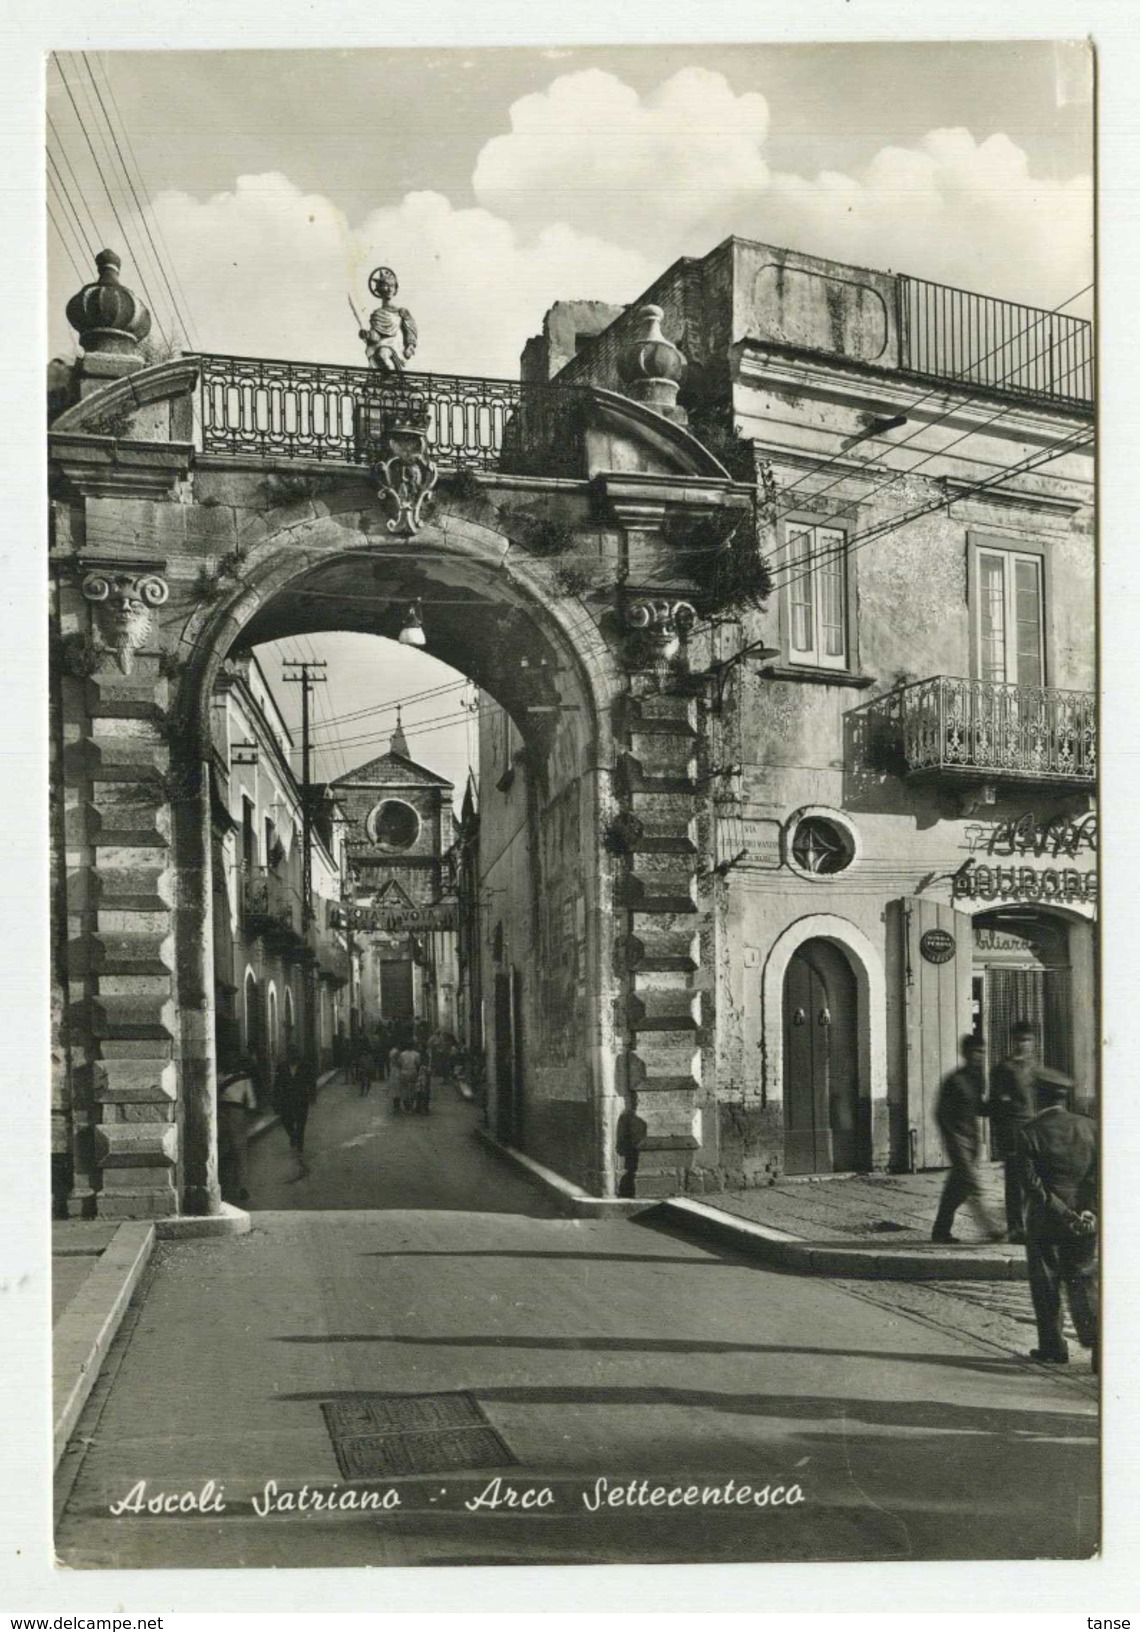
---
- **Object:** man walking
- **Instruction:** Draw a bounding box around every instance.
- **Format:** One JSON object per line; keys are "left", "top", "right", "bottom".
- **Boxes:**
{"left": 276, "top": 1046, "right": 315, "bottom": 1180}
{"left": 1018, "top": 1077, "right": 1098, "bottom": 1367}
{"left": 932, "top": 1035, "right": 1003, "bottom": 1243}
{"left": 988, "top": 1020, "right": 1043, "bottom": 1243}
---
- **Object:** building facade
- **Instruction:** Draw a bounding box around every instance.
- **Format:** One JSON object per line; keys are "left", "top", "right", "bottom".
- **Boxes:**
{"left": 329, "top": 719, "right": 460, "bottom": 1041}
{"left": 48, "top": 238, "right": 1093, "bottom": 1217}
{"left": 210, "top": 653, "right": 352, "bottom": 1104}
{"left": 489, "top": 235, "right": 1096, "bottom": 1187}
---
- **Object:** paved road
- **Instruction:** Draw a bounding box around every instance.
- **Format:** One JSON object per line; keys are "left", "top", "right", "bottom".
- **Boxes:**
{"left": 56, "top": 1081, "right": 1097, "bottom": 1570}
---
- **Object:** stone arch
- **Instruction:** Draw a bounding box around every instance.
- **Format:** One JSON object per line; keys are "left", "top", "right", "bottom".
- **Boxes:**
{"left": 166, "top": 507, "right": 628, "bottom": 1212}
{"left": 760, "top": 913, "right": 888, "bottom": 1148}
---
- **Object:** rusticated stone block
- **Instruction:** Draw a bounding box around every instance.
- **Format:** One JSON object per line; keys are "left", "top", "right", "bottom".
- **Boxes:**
{"left": 628, "top": 732, "right": 698, "bottom": 778}
{"left": 99, "top": 1184, "right": 178, "bottom": 1219}
{"left": 623, "top": 919, "right": 701, "bottom": 972}
{"left": 627, "top": 1033, "right": 701, "bottom": 1091}
{"left": 89, "top": 992, "right": 174, "bottom": 1042}
{"left": 631, "top": 693, "right": 699, "bottom": 732}
{"left": 85, "top": 673, "right": 169, "bottom": 718}
{"left": 70, "top": 931, "right": 172, "bottom": 976}
{"left": 96, "top": 1055, "right": 176, "bottom": 1103}
{"left": 627, "top": 987, "right": 702, "bottom": 1030}
{"left": 95, "top": 1120, "right": 178, "bottom": 1167}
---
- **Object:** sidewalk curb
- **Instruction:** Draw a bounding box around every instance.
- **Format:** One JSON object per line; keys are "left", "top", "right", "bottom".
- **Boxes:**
{"left": 53, "top": 1221, "right": 154, "bottom": 1468}
{"left": 473, "top": 1127, "right": 654, "bottom": 1218}
{"left": 659, "top": 1198, "right": 1029, "bottom": 1281}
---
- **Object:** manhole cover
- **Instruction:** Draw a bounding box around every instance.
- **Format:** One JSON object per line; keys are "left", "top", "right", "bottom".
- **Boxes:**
{"left": 320, "top": 1392, "right": 516, "bottom": 1480}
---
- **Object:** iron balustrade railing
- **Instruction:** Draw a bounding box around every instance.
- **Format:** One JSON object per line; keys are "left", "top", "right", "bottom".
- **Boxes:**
{"left": 191, "top": 353, "right": 589, "bottom": 476}
{"left": 897, "top": 276, "right": 1093, "bottom": 407}
{"left": 241, "top": 865, "right": 304, "bottom": 935}
{"left": 897, "top": 675, "right": 1096, "bottom": 783}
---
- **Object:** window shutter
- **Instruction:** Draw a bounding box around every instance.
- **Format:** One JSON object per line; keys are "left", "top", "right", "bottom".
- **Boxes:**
{"left": 897, "top": 897, "right": 975, "bottom": 1170}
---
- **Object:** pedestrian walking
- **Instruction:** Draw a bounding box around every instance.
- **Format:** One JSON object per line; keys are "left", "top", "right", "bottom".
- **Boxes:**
{"left": 217, "top": 1053, "right": 258, "bottom": 1205}
{"left": 275, "top": 1045, "right": 315, "bottom": 1179}
{"left": 391, "top": 1043, "right": 423, "bottom": 1114}
{"left": 1019, "top": 1078, "right": 1098, "bottom": 1368}
{"left": 352, "top": 1033, "right": 374, "bottom": 1096}
{"left": 932, "top": 1035, "right": 1004, "bottom": 1243}
{"left": 987, "top": 1020, "right": 1044, "bottom": 1242}
{"left": 373, "top": 1019, "right": 390, "bottom": 1080}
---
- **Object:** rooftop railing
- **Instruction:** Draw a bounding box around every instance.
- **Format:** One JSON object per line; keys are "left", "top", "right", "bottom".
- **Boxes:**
{"left": 897, "top": 276, "right": 1093, "bottom": 407}
{"left": 192, "top": 353, "right": 589, "bottom": 476}
{"left": 897, "top": 675, "right": 1096, "bottom": 784}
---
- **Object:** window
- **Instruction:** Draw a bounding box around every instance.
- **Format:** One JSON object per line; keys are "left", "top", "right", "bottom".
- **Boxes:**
{"left": 368, "top": 799, "right": 420, "bottom": 850}
{"left": 784, "top": 523, "right": 848, "bottom": 669}
{"left": 973, "top": 545, "right": 1045, "bottom": 688}
{"left": 790, "top": 816, "right": 855, "bottom": 875}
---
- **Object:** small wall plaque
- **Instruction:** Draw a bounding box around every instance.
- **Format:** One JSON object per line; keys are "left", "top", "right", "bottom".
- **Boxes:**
{"left": 920, "top": 928, "right": 956, "bottom": 965}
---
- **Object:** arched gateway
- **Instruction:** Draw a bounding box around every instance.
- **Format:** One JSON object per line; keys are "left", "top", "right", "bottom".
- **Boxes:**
{"left": 49, "top": 315, "right": 754, "bottom": 1220}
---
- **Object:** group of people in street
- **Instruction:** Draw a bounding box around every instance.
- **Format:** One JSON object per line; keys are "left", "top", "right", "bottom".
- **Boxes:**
{"left": 935, "top": 1022, "right": 1097, "bottom": 1370}
{"left": 217, "top": 1019, "right": 468, "bottom": 1205}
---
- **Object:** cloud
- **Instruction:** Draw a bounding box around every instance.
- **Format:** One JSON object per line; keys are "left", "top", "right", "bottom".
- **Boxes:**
{"left": 474, "top": 68, "right": 771, "bottom": 255}
{"left": 49, "top": 68, "right": 1090, "bottom": 379}
{"left": 471, "top": 69, "right": 1091, "bottom": 313}
{"left": 142, "top": 172, "right": 649, "bottom": 377}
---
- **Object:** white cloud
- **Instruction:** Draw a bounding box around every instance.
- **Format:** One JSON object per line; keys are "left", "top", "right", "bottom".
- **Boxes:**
{"left": 139, "top": 172, "right": 649, "bottom": 378}
{"left": 474, "top": 68, "right": 771, "bottom": 254}
{"left": 49, "top": 69, "right": 1091, "bottom": 379}
{"left": 471, "top": 70, "right": 1091, "bottom": 314}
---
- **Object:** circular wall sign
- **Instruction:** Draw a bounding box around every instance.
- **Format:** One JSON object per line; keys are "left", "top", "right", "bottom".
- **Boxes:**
{"left": 920, "top": 928, "right": 956, "bottom": 965}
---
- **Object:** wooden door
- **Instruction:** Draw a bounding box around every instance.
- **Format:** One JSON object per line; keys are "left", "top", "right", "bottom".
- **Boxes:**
{"left": 898, "top": 898, "right": 975, "bottom": 1169}
{"left": 784, "top": 940, "right": 860, "bottom": 1174}
{"left": 494, "top": 971, "right": 515, "bottom": 1143}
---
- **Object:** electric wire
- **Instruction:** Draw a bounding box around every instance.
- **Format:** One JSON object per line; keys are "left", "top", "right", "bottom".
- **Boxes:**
{"left": 761, "top": 282, "right": 1094, "bottom": 528}
{"left": 51, "top": 55, "right": 172, "bottom": 349}
{"left": 46, "top": 111, "right": 103, "bottom": 255}
{"left": 80, "top": 51, "right": 198, "bottom": 350}
{"left": 46, "top": 149, "right": 96, "bottom": 261}
{"left": 47, "top": 204, "right": 85, "bottom": 282}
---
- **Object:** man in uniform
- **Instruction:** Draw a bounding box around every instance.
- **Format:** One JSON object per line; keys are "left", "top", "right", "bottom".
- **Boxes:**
{"left": 932, "top": 1035, "right": 1004, "bottom": 1243}
{"left": 1018, "top": 1077, "right": 1098, "bottom": 1368}
{"left": 987, "top": 1019, "right": 1042, "bottom": 1242}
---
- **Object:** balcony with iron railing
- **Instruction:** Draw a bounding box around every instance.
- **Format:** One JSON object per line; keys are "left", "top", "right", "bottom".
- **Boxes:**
{"left": 241, "top": 864, "right": 305, "bottom": 941}
{"left": 192, "top": 354, "right": 589, "bottom": 475}
{"left": 891, "top": 675, "right": 1096, "bottom": 787}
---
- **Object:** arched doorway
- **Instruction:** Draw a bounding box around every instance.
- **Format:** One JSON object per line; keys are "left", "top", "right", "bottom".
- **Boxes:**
{"left": 783, "top": 938, "right": 862, "bottom": 1174}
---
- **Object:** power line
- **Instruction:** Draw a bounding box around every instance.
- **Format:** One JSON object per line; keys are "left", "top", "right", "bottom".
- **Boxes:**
{"left": 46, "top": 149, "right": 95, "bottom": 260}
{"left": 46, "top": 111, "right": 103, "bottom": 254}
{"left": 47, "top": 204, "right": 85, "bottom": 282}
{"left": 762, "top": 282, "right": 1094, "bottom": 530}
{"left": 81, "top": 51, "right": 198, "bottom": 349}
{"left": 763, "top": 344, "right": 1095, "bottom": 589}
{"left": 52, "top": 54, "right": 172, "bottom": 349}
{"left": 760, "top": 424, "right": 1092, "bottom": 612}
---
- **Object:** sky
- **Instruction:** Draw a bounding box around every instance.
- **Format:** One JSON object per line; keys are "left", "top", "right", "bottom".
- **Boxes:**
{"left": 45, "top": 41, "right": 1094, "bottom": 791}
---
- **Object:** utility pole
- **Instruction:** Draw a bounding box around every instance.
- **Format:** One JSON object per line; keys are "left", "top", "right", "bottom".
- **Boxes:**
{"left": 282, "top": 659, "right": 327, "bottom": 1073}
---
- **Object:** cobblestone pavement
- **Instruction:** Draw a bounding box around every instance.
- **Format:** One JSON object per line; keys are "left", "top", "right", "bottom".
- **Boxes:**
{"left": 707, "top": 1167, "right": 1009, "bottom": 1242}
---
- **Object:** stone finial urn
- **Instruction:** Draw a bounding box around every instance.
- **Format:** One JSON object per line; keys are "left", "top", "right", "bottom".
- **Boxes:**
{"left": 66, "top": 249, "right": 152, "bottom": 355}
{"left": 616, "top": 304, "right": 687, "bottom": 421}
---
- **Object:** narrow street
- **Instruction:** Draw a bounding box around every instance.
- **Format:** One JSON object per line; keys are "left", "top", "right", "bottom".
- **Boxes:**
{"left": 55, "top": 1075, "right": 1097, "bottom": 1570}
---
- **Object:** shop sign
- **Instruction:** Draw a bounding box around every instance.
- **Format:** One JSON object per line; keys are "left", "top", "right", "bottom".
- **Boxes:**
{"left": 963, "top": 811, "right": 1097, "bottom": 859}
{"left": 335, "top": 903, "right": 456, "bottom": 932}
{"left": 953, "top": 860, "right": 1097, "bottom": 905}
{"left": 919, "top": 928, "right": 956, "bottom": 964}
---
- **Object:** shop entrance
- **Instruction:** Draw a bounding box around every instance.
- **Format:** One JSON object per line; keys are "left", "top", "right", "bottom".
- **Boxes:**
{"left": 783, "top": 938, "right": 861, "bottom": 1174}
{"left": 973, "top": 910, "right": 1073, "bottom": 1130}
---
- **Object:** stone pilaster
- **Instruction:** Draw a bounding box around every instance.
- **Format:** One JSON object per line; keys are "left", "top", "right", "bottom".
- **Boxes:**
{"left": 615, "top": 683, "right": 708, "bottom": 1197}
{"left": 62, "top": 566, "right": 180, "bottom": 1219}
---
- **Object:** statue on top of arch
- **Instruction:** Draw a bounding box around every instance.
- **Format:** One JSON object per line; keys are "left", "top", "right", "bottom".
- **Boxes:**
{"left": 359, "top": 266, "right": 418, "bottom": 373}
